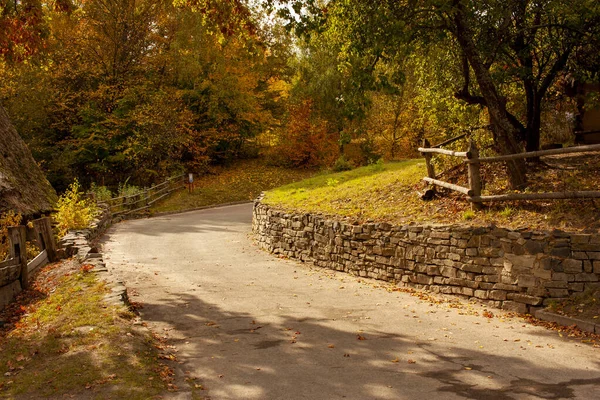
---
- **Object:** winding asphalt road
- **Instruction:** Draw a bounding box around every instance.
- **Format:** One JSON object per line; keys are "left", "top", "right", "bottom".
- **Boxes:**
{"left": 102, "top": 203, "right": 600, "bottom": 400}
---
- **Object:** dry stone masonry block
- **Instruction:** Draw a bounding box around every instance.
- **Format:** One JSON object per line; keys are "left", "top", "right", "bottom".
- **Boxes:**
{"left": 252, "top": 198, "right": 600, "bottom": 314}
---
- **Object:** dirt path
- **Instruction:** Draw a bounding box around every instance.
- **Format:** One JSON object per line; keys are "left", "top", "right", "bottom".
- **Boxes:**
{"left": 102, "top": 204, "right": 600, "bottom": 400}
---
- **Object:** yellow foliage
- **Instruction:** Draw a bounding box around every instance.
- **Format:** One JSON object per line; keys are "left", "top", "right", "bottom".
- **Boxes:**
{"left": 54, "top": 180, "right": 98, "bottom": 237}
{"left": 0, "top": 211, "right": 23, "bottom": 260}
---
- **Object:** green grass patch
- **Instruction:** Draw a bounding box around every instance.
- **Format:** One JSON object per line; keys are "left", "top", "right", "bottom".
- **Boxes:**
{"left": 151, "top": 159, "right": 316, "bottom": 214}
{"left": 0, "top": 263, "right": 166, "bottom": 399}
{"left": 262, "top": 158, "right": 600, "bottom": 232}
{"left": 263, "top": 159, "right": 430, "bottom": 223}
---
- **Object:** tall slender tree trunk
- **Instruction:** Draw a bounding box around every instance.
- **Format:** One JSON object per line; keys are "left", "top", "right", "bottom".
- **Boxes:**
{"left": 452, "top": 2, "right": 527, "bottom": 189}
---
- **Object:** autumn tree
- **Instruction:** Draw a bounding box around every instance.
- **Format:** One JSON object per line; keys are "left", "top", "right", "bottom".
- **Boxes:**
{"left": 271, "top": 0, "right": 600, "bottom": 189}
{"left": 1, "top": 0, "right": 288, "bottom": 188}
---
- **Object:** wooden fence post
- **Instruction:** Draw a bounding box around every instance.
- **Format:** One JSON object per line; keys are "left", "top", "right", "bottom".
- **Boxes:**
{"left": 33, "top": 218, "right": 58, "bottom": 262}
{"left": 422, "top": 139, "right": 436, "bottom": 179}
{"left": 8, "top": 226, "right": 28, "bottom": 289}
{"left": 467, "top": 141, "right": 483, "bottom": 210}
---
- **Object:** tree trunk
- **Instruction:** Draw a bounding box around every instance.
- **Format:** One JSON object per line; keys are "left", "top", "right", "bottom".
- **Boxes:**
{"left": 526, "top": 95, "right": 542, "bottom": 153}
{"left": 452, "top": 2, "right": 527, "bottom": 189}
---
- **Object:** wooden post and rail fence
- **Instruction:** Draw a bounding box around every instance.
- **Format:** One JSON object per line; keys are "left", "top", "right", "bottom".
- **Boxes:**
{"left": 101, "top": 173, "right": 187, "bottom": 217}
{"left": 2, "top": 174, "right": 187, "bottom": 307}
{"left": 1, "top": 217, "right": 57, "bottom": 293}
{"left": 419, "top": 137, "right": 600, "bottom": 209}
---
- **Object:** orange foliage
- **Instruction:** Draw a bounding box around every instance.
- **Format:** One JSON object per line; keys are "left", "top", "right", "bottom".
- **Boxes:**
{"left": 272, "top": 100, "right": 339, "bottom": 168}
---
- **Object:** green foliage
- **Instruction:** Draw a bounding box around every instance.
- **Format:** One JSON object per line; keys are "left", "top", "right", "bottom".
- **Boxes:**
{"left": 500, "top": 206, "right": 514, "bottom": 218}
{"left": 368, "top": 158, "right": 385, "bottom": 172}
{"left": 332, "top": 155, "right": 354, "bottom": 172}
{"left": 0, "top": 0, "right": 286, "bottom": 190}
{"left": 117, "top": 179, "right": 142, "bottom": 198}
{"left": 54, "top": 180, "right": 98, "bottom": 237}
{"left": 326, "top": 178, "right": 340, "bottom": 187}
{"left": 89, "top": 183, "right": 113, "bottom": 202}
{"left": 462, "top": 210, "right": 476, "bottom": 221}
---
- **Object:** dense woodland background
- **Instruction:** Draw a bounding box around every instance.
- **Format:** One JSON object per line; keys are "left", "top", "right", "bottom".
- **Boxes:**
{"left": 1, "top": 0, "right": 599, "bottom": 193}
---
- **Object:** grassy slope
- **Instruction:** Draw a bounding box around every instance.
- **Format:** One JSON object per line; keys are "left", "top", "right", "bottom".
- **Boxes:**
{"left": 151, "top": 159, "right": 315, "bottom": 213}
{"left": 0, "top": 261, "right": 168, "bottom": 399}
{"left": 263, "top": 159, "right": 600, "bottom": 232}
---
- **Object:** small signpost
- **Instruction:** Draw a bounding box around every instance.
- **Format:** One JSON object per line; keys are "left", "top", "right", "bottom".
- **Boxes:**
{"left": 188, "top": 173, "right": 194, "bottom": 194}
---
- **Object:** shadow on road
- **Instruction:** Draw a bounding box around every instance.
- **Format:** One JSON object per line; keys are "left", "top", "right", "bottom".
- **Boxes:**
{"left": 139, "top": 291, "right": 600, "bottom": 400}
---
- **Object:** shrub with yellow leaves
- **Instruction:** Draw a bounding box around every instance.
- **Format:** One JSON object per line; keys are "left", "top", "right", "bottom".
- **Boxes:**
{"left": 54, "top": 180, "right": 98, "bottom": 237}
{"left": 0, "top": 211, "right": 23, "bottom": 260}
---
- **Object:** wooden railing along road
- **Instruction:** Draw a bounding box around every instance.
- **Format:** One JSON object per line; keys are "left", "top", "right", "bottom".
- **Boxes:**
{"left": 419, "top": 137, "right": 600, "bottom": 209}
{"left": 1, "top": 217, "right": 57, "bottom": 294}
{"left": 101, "top": 174, "right": 186, "bottom": 217}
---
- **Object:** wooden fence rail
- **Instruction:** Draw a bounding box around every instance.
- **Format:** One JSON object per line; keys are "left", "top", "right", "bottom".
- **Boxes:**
{"left": 418, "top": 138, "right": 600, "bottom": 209}
{"left": 102, "top": 174, "right": 186, "bottom": 216}
{"left": 1, "top": 217, "right": 57, "bottom": 294}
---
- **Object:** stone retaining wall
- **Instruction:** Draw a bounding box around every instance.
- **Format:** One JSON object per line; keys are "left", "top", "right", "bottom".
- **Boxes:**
{"left": 58, "top": 204, "right": 127, "bottom": 306}
{"left": 58, "top": 204, "right": 111, "bottom": 260}
{"left": 252, "top": 200, "right": 600, "bottom": 313}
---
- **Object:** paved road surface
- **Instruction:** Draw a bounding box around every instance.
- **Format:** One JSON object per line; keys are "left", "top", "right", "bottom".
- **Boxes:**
{"left": 102, "top": 204, "right": 600, "bottom": 399}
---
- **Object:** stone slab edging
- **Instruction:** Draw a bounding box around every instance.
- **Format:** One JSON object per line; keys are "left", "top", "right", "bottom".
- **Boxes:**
{"left": 58, "top": 205, "right": 128, "bottom": 307}
{"left": 534, "top": 309, "right": 600, "bottom": 334}
{"left": 252, "top": 199, "right": 600, "bottom": 315}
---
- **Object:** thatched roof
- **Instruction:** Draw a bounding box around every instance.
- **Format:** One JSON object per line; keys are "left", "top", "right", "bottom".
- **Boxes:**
{"left": 0, "top": 104, "right": 57, "bottom": 215}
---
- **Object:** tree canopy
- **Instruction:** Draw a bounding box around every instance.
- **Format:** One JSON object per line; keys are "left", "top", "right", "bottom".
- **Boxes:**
{"left": 1, "top": 0, "right": 599, "bottom": 191}
{"left": 270, "top": 0, "right": 600, "bottom": 188}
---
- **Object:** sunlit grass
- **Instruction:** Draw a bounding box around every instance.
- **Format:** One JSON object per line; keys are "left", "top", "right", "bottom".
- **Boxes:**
{"left": 151, "top": 159, "right": 316, "bottom": 213}
{"left": 0, "top": 265, "right": 165, "bottom": 399}
{"left": 262, "top": 158, "right": 600, "bottom": 232}
{"left": 263, "top": 159, "right": 427, "bottom": 222}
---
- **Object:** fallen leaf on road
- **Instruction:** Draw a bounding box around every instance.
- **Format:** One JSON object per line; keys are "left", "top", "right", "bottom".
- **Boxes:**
{"left": 407, "top": 359, "right": 416, "bottom": 364}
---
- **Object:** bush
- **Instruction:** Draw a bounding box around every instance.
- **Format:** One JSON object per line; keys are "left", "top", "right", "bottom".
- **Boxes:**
{"left": 117, "top": 179, "right": 143, "bottom": 197}
{"left": 89, "top": 183, "right": 113, "bottom": 202}
{"left": 368, "top": 158, "right": 385, "bottom": 172}
{"left": 0, "top": 211, "right": 22, "bottom": 260}
{"left": 55, "top": 180, "right": 99, "bottom": 237}
{"left": 332, "top": 155, "right": 354, "bottom": 172}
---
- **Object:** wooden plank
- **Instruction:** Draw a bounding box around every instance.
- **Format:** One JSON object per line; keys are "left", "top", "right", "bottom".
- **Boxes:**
{"left": 167, "top": 173, "right": 185, "bottom": 181}
{"left": 469, "top": 143, "right": 600, "bottom": 163}
{"left": 146, "top": 190, "right": 176, "bottom": 206}
{"left": 0, "top": 257, "right": 18, "bottom": 269}
{"left": 106, "top": 174, "right": 185, "bottom": 204}
{"left": 470, "top": 191, "right": 600, "bottom": 203}
{"left": 0, "top": 263, "right": 21, "bottom": 287}
{"left": 27, "top": 250, "right": 48, "bottom": 274}
{"left": 432, "top": 133, "right": 468, "bottom": 149}
{"left": 418, "top": 147, "right": 471, "bottom": 158}
{"left": 8, "top": 226, "right": 28, "bottom": 289}
{"left": 32, "top": 218, "right": 57, "bottom": 262}
{"left": 422, "top": 177, "right": 473, "bottom": 196}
